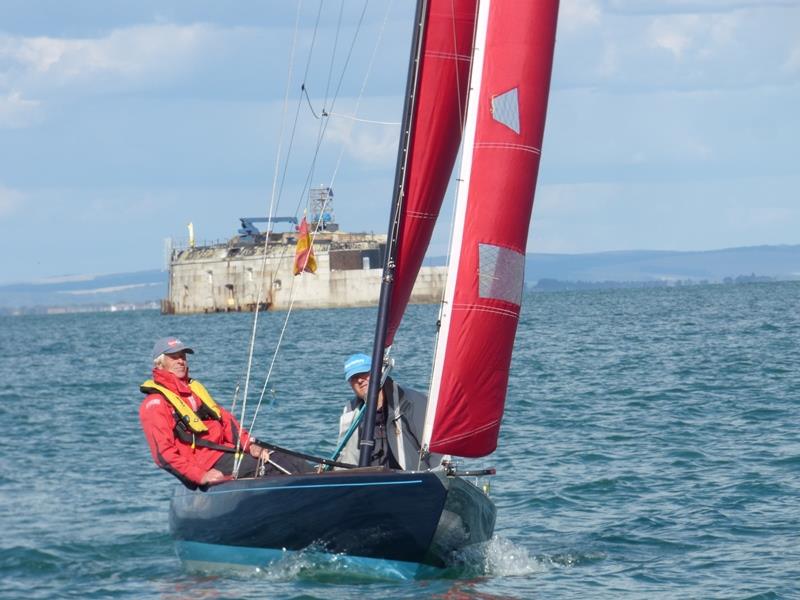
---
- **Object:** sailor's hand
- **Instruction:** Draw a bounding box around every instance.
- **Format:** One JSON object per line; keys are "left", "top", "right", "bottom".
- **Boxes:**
{"left": 249, "top": 443, "right": 271, "bottom": 461}
{"left": 201, "top": 468, "right": 225, "bottom": 485}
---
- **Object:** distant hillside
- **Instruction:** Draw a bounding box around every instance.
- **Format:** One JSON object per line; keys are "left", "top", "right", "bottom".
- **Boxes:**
{"left": 426, "top": 244, "right": 800, "bottom": 287}
{"left": 0, "top": 270, "right": 166, "bottom": 313}
{"left": 2, "top": 245, "right": 798, "bottom": 313}
{"left": 523, "top": 245, "right": 800, "bottom": 283}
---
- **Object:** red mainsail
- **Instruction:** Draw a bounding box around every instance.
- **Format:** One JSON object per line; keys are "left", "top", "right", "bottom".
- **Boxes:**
{"left": 424, "top": 0, "right": 559, "bottom": 457}
{"left": 384, "top": 0, "right": 478, "bottom": 347}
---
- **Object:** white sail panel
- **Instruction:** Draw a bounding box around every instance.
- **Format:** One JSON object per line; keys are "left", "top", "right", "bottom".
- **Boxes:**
{"left": 491, "top": 88, "right": 520, "bottom": 134}
{"left": 478, "top": 243, "right": 525, "bottom": 305}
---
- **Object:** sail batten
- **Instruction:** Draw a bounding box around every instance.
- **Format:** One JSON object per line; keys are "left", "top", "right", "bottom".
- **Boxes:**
{"left": 423, "top": 0, "right": 560, "bottom": 458}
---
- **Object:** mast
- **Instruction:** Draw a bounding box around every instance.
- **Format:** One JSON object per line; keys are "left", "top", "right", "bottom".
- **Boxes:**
{"left": 358, "top": 0, "right": 429, "bottom": 467}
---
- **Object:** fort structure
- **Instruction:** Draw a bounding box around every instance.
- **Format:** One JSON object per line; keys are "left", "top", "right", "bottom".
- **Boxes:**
{"left": 162, "top": 188, "right": 446, "bottom": 315}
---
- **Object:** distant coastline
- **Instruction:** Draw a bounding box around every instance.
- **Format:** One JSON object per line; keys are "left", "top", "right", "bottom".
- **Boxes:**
{"left": 2, "top": 244, "right": 798, "bottom": 315}
{"left": 531, "top": 273, "right": 780, "bottom": 292}
{"left": 0, "top": 301, "right": 160, "bottom": 317}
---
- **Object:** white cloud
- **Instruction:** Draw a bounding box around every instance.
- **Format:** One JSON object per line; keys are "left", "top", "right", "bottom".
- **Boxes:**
{"left": 706, "top": 12, "right": 739, "bottom": 48}
{"left": 721, "top": 205, "right": 798, "bottom": 230}
{"left": 647, "top": 15, "right": 701, "bottom": 59}
{"left": 59, "top": 282, "right": 158, "bottom": 295}
{"left": 595, "top": 40, "right": 620, "bottom": 78}
{"left": 3, "top": 24, "right": 215, "bottom": 87}
{"left": 607, "top": 1, "right": 776, "bottom": 14}
{"left": 0, "top": 23, "right": 247, "bottom": 130}
{"left": 784, "top": 44, "right": 800, "bottom": 74}
{"left": 528, "top": 176, "right": 800, "bottom": 254}
{"left": 32, "top": 273, "right": 97, "bottom": 285}
{"left": 0, "top": 90, "right": 41, "bottom": 128}
{"left": 0, "top": 186, "right": 24, "bottom": 218}
{"left": 684, "top": 137, "right": 713, "bottom": 161}
{"left": 560, "top": 0, "right": 603, "bottom": 32}
{"left": 553, "top": 4, "right": 795, "bottom": 91}
{"left": 0, "top": 23, "right": 266, "bottom": 107}
{"left": 323, "top": 111, "right": 399, "bottom": 167}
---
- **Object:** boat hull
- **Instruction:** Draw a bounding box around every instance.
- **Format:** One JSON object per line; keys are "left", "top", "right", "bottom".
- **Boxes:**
{"left": 169, "top": 468, "right": 496, "bottom": 574}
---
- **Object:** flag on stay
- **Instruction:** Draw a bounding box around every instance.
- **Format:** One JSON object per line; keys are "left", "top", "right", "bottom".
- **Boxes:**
{"left": 293, "top": 216, "right": 317, "bottom": 275}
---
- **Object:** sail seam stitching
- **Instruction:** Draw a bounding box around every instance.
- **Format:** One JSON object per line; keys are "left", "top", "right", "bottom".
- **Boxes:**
{"left": 474, "top": 142, "right": 541, "bottom": 154}
{"left": 451, "top": 304, "right": 519, "bottom": 317}
{"left": 424, "top": 50, "right": 471, "bottom": 62}
{"left": 434, "top": 420, "right": 501, "bottom": 445}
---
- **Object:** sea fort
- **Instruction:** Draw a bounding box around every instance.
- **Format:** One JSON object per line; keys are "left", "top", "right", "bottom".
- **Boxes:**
{"left": 163, "top": 187, "right": 445, "bottom": 315}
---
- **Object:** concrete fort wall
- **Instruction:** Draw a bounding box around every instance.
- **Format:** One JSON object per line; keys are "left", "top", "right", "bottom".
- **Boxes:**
{"left": 164, "top": 246, "right": 446, "bottom": 314}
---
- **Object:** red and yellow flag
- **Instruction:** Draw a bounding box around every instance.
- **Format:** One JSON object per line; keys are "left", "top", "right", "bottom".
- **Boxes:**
{"left": 293, "top": 216, "right": 317, "bottom": 275}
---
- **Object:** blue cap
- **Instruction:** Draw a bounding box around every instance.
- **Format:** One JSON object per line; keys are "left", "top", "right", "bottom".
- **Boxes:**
{"left": 152, "top": 336, "right": 194, "bottom": 361}
{"left": 344, "top": 353, "right": 371, "bottom": 382}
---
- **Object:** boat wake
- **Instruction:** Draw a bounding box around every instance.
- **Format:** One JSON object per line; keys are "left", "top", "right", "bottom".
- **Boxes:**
{"left": 182, "top": 543, "right": 443, "bottom": 583}
{"left": 449, "top": 535, "right": 605, "bottom": 578}
{"left": 448, "top": 536, "right": 547, "bottom": 577}
{"left": 254, "top": 546, "right": 425, "bottom": 583}
{"left": 181, "top": 537, "right": 546, "bottom": 582}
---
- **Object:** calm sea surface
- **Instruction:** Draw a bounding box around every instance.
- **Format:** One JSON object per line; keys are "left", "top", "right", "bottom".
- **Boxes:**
{"left": 1, "top": 282, "right": 799, "bottom": 599}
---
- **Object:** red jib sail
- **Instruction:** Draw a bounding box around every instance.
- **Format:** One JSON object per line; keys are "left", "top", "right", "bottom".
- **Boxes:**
{"left": 384, "top": 0, "right": 478, "bottom": 347}
{"left": 424, "top": 0, "right": 559, "bottom": 457}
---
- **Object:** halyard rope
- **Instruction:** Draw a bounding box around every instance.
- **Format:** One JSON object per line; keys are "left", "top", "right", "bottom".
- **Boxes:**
{"left": 237, "top": 1, "right": 395, "bottom": 473}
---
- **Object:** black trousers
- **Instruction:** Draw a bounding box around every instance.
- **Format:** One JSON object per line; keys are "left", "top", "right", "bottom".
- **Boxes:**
{"left": 213, "top": 449, "right": 311, "bottom": 477}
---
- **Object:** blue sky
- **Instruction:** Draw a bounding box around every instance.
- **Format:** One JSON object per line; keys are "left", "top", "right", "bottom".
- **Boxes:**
{"left": 0, "top": 0, "right": 798, "bottom": 284}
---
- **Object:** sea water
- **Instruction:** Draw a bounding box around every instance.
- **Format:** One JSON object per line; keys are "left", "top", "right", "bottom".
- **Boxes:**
{"left": 1, "top": 281, "right": 798, "bottom": 599}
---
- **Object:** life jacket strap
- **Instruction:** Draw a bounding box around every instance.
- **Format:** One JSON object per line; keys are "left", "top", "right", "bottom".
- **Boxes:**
{"left": 173, "top": 421, "right": 242, "bottom": 455}
{"left": 140, "top": 379, "right": 221, "bottom": 434}
{"left": 187, "top": 380, "right": 222, "bottom": 420}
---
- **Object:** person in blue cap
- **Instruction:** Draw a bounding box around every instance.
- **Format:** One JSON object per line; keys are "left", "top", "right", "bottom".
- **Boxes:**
{"left": 337, "top": 353, "right": 443, "bottom": 470}
{"left": 139, "top": 336, "right": 306, "bottom": 488}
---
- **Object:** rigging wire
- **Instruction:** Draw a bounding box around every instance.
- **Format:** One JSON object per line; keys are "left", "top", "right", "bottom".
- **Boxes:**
{"left": 239, "top": 0, "right": 329, "bottom": 328}
{"left": 258, "top": 0, "right": 331, "bottom": 292}
{"left": 258, "top": 0, "right": 375, "bottom": 294}
{"left": 231, "top": 0, "right": 482, "bottom": 471}
{"left": 234, "top": 0, "right": 310, "bottom": 476}
{"left": 288, "top": 0, "right": 371, "bottom": 222}
{"left": 328, "top": 0, "right": 395, "bottom": 190}
{"left": 323, "top": 1, "right": 345, "bottom": 107}
{"left": 232, "top": 0, "right": 471, "bottom": 469}
{"left": 324, "top": 113, "right": 399, "bottom": 126}
{"left": 263, "top": 0, "right": 377, "bottom": 295}
{"left": 248, "top": 0, "right": 374, "bottom": 431}
{"left": 244, "top": 0, "right": 384, "bottom": 444}
{"left": 301, "top": 84, "right": 322, "bottom": 119}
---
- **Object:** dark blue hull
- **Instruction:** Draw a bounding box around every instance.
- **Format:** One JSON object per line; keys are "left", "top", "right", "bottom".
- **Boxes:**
{"left": 169, "top": 468, "right": 496, "bottom": 574}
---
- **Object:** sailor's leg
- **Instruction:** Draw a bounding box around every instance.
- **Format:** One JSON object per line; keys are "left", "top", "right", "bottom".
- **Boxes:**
{"left": 262, "top": 450, "right": 313, "bottom": 474}
{"left": 212, "top": 452, "right": 260, "bottom": 478}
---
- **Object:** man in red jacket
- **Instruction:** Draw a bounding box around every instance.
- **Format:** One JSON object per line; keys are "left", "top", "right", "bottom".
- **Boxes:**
{"left": 139, "top": 336, "right": 272, "bottom": 487}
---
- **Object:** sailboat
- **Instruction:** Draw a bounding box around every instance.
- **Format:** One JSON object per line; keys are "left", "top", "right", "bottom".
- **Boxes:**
{"left": 169, "top": 0, "right": 559, "bottom": 577}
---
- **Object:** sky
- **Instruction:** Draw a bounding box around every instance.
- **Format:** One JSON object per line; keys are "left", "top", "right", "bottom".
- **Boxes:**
{"left": 0, "top": 0, "right": 798, "bottom": 285}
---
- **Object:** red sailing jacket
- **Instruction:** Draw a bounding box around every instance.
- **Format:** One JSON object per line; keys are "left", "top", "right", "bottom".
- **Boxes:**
{"left": 139, "top": 368, "right": 252, "bottom": 485}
